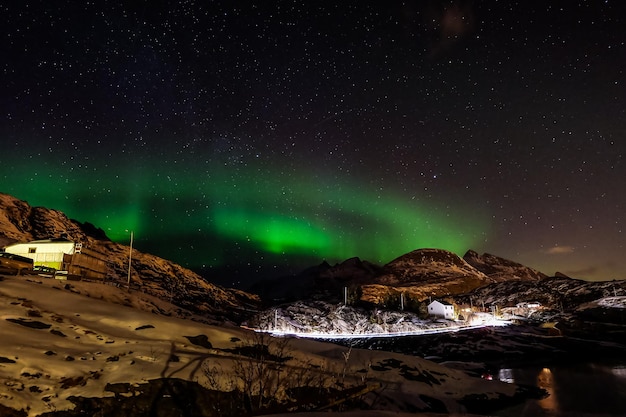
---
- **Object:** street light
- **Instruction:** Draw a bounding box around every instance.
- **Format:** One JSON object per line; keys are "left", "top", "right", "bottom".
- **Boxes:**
{"left": 127, "top": 230, "right": 133, "bottom": 292}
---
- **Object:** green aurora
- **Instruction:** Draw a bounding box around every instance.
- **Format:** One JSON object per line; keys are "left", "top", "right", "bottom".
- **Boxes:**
{"left": 3, "top": 156, "right": 490, "bottom": 279}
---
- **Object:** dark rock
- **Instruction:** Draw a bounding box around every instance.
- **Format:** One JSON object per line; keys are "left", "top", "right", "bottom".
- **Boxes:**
{"left": 0, "top": 403, "right": 27, "bottom": 417}
{"left": 6, "top": 318, "right": 51, "bottom": 329}
{"left": 184, "top": 335, "right": 212, "bottom": 349}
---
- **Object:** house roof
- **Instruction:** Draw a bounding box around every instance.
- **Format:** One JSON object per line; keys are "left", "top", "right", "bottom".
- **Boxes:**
{"left": 29, "top": 238, "right": 73, "bottom": 244}
{"left": 429, "top": 300, "right": 453, "bottom": 306}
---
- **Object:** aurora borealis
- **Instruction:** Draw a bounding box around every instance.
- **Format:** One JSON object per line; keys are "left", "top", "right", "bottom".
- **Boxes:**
{"left": 2, "top": 1, "right": 625, "bottom": 286}
{"left": 3, "top": 154, "right": 487, "bottom": 283}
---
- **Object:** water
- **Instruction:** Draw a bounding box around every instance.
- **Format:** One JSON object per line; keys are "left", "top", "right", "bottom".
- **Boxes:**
{"left": 331, "top": 327, "right": 626, "bottom": 416}
{"left": 493, "top": 362, "right": 626, "bottom": 417}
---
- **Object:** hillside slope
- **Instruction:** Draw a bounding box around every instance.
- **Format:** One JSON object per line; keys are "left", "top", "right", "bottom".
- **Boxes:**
{"left": 358, "top": 249, "right": 493, "bottom": 304}
{"left": 0, "top": 193, "right": 258, "bottom": 322}
{"left": 463, "top": 250, "right": 546, "bottom": 282}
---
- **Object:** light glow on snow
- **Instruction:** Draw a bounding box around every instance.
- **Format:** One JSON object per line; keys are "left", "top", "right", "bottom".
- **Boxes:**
{"left": 255, "top": 317, "right": 511, "bottom": 340}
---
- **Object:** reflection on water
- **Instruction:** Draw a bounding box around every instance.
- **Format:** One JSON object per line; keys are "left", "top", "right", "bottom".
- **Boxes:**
{"left": 608, "top": 365, "right": 626, "bottom": 378}
{"left": 494, "top": 363, "right": 626, "bottom": 417}
{"left": 536, "top": 368, "right": 557, "bottom": 414}
{"left": 498, "top": 368, "right": 515, "bottom": 384}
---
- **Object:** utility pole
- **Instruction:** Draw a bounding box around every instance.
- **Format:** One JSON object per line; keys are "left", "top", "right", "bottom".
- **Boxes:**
{"left": 127, "top": 231, "right": 133, "bottom": 292}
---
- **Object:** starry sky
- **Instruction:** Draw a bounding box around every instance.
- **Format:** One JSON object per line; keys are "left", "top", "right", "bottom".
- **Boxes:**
{"left": 2, "top": 1, "right": 625, "bottom": 287}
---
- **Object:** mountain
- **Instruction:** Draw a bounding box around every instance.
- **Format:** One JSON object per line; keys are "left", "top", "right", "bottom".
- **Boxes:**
{"left": 463, "top": 250, "right": 547, "bottom": 282}
{"left": 247, "top": 257, "right": 385, "bottom": 304}
{"left": 255, "top": 248, "right": 548, "bottom": 306}
{"left": 0, "top": 193, "right": 259, "bottom": 322}
{"left": 360, "top": 249, "right": 493, "bottom": 304}
{"left": 0, "top": 192, "right": 555, "bottom": 312}
{"left": 0, "top": 193, "right": 107, "bottom": 247}
{"left": 384, "top": 248, "right": 487, "bottom": 283}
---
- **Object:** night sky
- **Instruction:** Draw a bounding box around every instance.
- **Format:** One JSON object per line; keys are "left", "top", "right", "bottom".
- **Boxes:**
{"left": 2, "top": 1, "right": 625, "bottom": 287}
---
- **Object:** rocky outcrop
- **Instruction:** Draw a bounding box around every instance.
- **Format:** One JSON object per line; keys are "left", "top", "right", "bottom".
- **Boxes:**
{"left": 355, "top": 248, "right": 551, "bottom": 306}
{"left": 382, "top": 249, "right": 489, "bottom": 284}
{"left": 463, "top": 250, "right": 546, "bottom": 282}
{"left": 454, "top": 275, "right": 626, "bottom": 311}
{"left": 0, "top": 193, "right": 99, "bottom": 247}
{"left": 356, "top": 249, "right": 493, "bottom": 304}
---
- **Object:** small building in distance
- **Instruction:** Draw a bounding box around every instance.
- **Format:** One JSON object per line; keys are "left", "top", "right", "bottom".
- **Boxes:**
{"left": 3, "top": 238, "right": 107, "bottom": 281}
{"left": 515, "top": 301, "right": 542, "bottom": 309}
{"left": 427, "top": 300, "right": 455, "bottom": 320}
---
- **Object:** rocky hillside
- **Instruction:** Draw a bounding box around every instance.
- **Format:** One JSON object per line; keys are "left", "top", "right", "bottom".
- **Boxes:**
{"left": 454, "top": 274, "right": 626, "bottom": 311}
{"left": 463, "top": 250, "right": 546, "bottom": 282}
{"left": 384, "top": 249, "right": 487, "bottom": 283}
{"left": 360, "top": 249, "right": 494, "bottom": 304}
{"left": 0, "top": 193, "right": 259, "bottom": 322}
{"left": 248, "top": 300, "right": 463, "bottom": 336}
{"left": 452, "top": 274, "right": 626, "bottom": 343}
{"left": 0, "top": 193, "right": 104, "bottom": 247}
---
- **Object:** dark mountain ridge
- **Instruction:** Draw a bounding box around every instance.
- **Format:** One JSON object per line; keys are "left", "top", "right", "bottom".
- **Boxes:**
{"left": 463, "top": 249, "right": 547, "bottom": 281}
{"left": 253, "top": 247, "right": 550, "bottom": 306}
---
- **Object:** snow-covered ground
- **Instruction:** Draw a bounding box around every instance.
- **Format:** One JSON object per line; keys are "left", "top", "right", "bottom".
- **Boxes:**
{"left": 248, "top": 301, "right": 509, "bottom": 340}
{"left": 258, "top": 320, "right": 510, "bottom": 340}
{"left": 0, "top": 274, "right": 528, "bottom": 416}
{"left": 597, "top": 296, "right": 626, "bottom": 309}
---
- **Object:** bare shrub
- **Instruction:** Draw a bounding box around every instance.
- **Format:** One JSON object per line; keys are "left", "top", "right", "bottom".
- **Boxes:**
{"left": 202, "top": 331, "right": 380, "bottom": 415}
{"left": 226, "top": 332, "right": 292, "bottom": 412}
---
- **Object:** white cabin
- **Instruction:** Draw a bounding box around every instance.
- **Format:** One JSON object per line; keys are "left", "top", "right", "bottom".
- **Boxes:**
{"left": 4, "top": 238, "right": 76, "bottom": 269}
{"left": 3, "top": 238, "right": 107, "bottom": 280}
{"left": 515, "top": 301, "right": 542, "bottom": 309}
{"left": 427, "top": 300, "right": 455, "bottom": 319}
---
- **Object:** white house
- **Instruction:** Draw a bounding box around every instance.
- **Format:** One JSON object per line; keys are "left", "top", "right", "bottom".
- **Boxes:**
{"left": 3, "top": 238, "right": 107, "bottom": 280}
{"left": 5, "top": 238, "right": 75, "bottom": 269}
{"left": 515, "top": 301, "right": 542, "bottom": 309}
{"left": 427, "top": 300, "right": 455, "bottom": 319}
